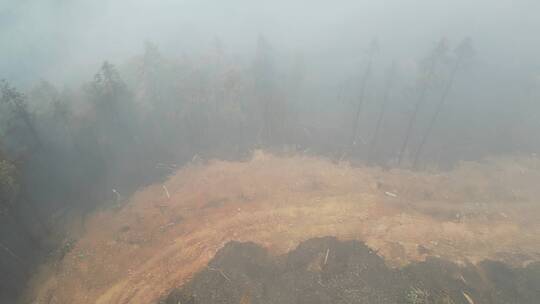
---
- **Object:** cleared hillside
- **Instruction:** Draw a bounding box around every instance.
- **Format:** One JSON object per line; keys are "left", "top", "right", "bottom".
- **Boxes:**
{"left": 27, "top": 151, "right": 540, "bottom": 303}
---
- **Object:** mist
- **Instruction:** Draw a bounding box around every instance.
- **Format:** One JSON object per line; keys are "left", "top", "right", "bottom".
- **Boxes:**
{"left": 2, "top": 1, "right": 540, "bottom": 303}
{"left": 3, "top": 0, "right": 540, "bottom": 84}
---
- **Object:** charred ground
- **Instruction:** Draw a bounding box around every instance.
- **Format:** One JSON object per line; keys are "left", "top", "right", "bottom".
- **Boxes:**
{"left": 162, "top": 237, "right": 540, "bottom": 304}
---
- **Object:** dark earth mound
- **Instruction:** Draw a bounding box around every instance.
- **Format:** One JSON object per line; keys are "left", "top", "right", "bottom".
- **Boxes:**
{"left": 159, "top": 237, "right": 540, "bottom": 304}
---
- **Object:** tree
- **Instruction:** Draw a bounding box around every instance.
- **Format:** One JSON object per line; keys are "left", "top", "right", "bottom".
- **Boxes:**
{"left": 368, "top": 62, "right": 397, "bottom": 164}
{"left": 87, "top": 61, "right": 138, "bottom": 145}
{"left": 0, "top": 139, "right": 40, "bottom": 269}
{"left": 413, "top": 37, "right": 475, "bottom": 167}
{"left": 397, "top": 38, "right": 449, "bottom": 166}
{"left": 0, "top": 80, "right": 41, "bottom": 152}
{"left": 350, "top": 38, "right": 379, "bottom": 151}
{"left": 137, "top": 42, "right": 163, "bottom": 109}
{"left": 29, "top": 81, "right": 73, "bottom": 144}
{"left": 0, "top": 148, "right": 18, "bottom": 214}
{"left": 89, "top": 62, "right": 128, "bottom": 113}
{"left": 252, "top": 34, "right": 276, "bottom": 143}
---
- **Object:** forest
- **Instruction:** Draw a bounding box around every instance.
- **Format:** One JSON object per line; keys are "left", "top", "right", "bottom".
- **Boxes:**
{"left": 2, "top": 35, "right": 540, "bottom": 301}
{"left": 2, "top": 1, "right": 540, "bottom": 303}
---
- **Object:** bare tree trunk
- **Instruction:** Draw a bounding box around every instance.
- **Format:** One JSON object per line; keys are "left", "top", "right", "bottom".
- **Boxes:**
{"left": 368, "top": 63, "right": 396, "bottom": 164}
{"left": 350, "top": 56, "right": 374, "bottom": 151}
{"left": 262, "top": 95, "right": 272, "bottom": 144}
{"left": 413, "top": 57, "right": 462, "bottom": 168}
{"left": 18, "top": 109, "right": 42, "bottom": 149}
{"left": 397, "top": 60, "right": 437, "bottom": 166}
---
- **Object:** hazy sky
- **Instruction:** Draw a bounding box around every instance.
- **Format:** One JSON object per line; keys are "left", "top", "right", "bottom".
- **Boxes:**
{"left": 1, "top": 0, "right": 539, "bottom": 85}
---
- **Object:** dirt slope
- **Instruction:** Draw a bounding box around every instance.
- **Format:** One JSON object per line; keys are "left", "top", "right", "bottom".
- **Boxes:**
{"left": 26, "top": 151, "right": 540, "bottom": 303}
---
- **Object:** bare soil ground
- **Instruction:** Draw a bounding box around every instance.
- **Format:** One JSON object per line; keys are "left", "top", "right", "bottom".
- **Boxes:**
{"left": 25, "top": 151, "right": 540, "bottom": 303}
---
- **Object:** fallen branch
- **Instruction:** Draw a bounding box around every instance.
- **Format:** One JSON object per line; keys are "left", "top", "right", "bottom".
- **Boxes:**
{"left": 384, "top": 191, "right": 398, "bottom": 198}
{"left": 112, "top": 189, "right": 121, "bottom": 201}
{"left": 324, "top": 248, "right": 330, "bottom": 265}
{"left": 208, "top": 266, "right": 231, "bottom": 282}
{"left": 462, "top": 291, "right": 475, "bottom": 304}
{"left": 0, "top": 241, "right": 25, "bottom": 266}
{"left": 162, "top": 185, "right": 170, "bottom": 199}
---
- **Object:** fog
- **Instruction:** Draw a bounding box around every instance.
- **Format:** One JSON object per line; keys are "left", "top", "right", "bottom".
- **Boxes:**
{"left": 2, "top": 1, "right": 540, "bottom": 303}
{"left": 3, "top": 0, "right": 540, "bottom": 84}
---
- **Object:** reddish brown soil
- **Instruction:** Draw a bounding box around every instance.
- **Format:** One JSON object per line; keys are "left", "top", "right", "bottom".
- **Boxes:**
{"left": 26, "top": 151, "right": 540, "bottom": 303}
